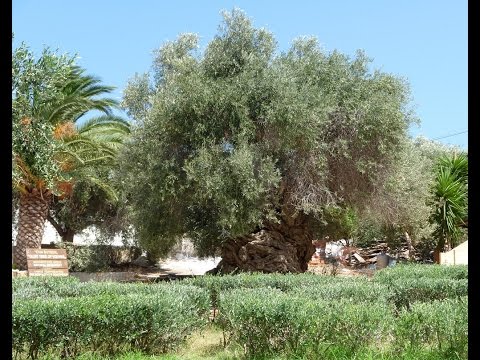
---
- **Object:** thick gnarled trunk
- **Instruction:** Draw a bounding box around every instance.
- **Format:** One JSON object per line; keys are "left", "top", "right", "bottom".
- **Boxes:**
{"left": 13, "top": 190, "right": 51, "bottom": 270}
{"left": 212, "top": 214, "right": 315, "bottom": 274}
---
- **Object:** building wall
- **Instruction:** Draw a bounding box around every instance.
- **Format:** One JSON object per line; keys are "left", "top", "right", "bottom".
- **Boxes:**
{"left": 440, "top": 240, "right": 468, "bottom": 265}
{"left": 12, "top": 221, "right": 127, "bottom": 246}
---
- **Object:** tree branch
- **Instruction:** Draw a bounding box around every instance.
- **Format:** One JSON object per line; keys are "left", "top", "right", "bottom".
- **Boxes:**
{"left": 47, "top": 212, "right": 65, "bottom": 237}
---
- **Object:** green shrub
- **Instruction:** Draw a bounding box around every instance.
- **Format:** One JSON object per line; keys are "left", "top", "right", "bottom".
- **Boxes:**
{"left": 57, "top": 243, "right": 142, "bottom": 272}
{"left": 12, "top": 276, "right": 81, "bottom": 302}
{"left": 385, "top": 278, "right": 467, "bottom": 311}
{"left": 218, "top": 288, "right": 393, "bottom": 358}
{"left": 219, "top": 288, "right": 322, "bottom": 358}
{"left": 393, "top": 297, "right": 468, "bottom": 358}
{"left": 374, "top": 264, "right": 468, "bottom": 282}
{"left": 13, "top": 277, "right": 209, "bottom": 313}
{"left": 183, "top": 272, "right": 356, "bottom": 291}
{"left": 352, "top": 218, "right": 385, "bottom": 248}
{"left": 182, "top": 273, "right": 369, "bottom": 309}
{"left": 218, "top": 288, "right": 467, "bottom": 359}
{"left": 287, "top": 280, "right": 389, "bottom": 303}
{"left": 12, "top": 289, "right": 210, "bottom": 359}
{"left": 12, "top": 265, "right": 468, "bottom": 359}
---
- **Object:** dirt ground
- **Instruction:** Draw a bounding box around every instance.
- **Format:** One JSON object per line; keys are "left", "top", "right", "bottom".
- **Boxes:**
{"left": 307, "top": 263, "right": 375, "bottom": 277}
{"left": 112, "top": 257, "right": 373, "bottom": 279}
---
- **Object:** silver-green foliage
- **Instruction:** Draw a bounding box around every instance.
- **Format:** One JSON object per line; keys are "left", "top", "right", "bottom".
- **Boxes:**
{"left": 13, "top": 277, "right": 207, "bottom": 305}
{"left": 352, "top": 137, "right": 464, "bottom": 247}
{"left": 12, "top": 286, "right": 210, "bottom": 359}
{"left": 218, "top": 289, "right": 467, "bottom": 359}
{"left": 183, "top": 269, "right": 468, "bottom": 310}
{"left": 218, "top": 288, "right": 393, "bottom": 358}
{"left": 119, "top": 9, "right": 415, "bottom": 257}
{"left": 374, "top": 263, "right": 468, "bottom": 281}
{"left": 12, "top": 264, "right": 468, "bottom": 359}
{"left": 393, "top": 297, "right": 468, "bottom": 358}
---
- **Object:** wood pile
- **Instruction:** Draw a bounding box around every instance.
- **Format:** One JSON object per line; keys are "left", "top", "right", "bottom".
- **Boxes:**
{"left": 309, "top": 232, "right": 433, "bottom": 269}
{"left": 346, "top": 232, "right": 421, "bottom": 267}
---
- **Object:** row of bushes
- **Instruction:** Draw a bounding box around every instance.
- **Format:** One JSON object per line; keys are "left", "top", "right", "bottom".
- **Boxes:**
{"left": 12, "top": 277, "right": 209, "bottom": 310}
{"left": 373, "top": 263, "right": 468, "bottom": 281}
{"left": 13, "top": 288, "right": 210, "bottom": 359}
{"left": 15, "top": 264, "right": 467, "bottom": 292}
{"left": 218, "top": 289, "right": 468, "bottom": 359}
{"left": 184, "top": 265, "right": 468, "bottom": 291}
{"left": 287, "top": 278, "right": 467, "bottom": 310}
{"left": 12, "top": 265, "right": 468, "bottom": 359}
{"left": 182, "top": 271, "right": 467, "bottom": 310}
{"left": 13, "top": 272, "right": 467, "bottom": 310}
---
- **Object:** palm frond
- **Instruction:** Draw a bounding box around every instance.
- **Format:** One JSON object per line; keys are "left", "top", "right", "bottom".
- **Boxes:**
{"left": 79, "top": 174, "right": 119, "bottom": 201}
{"left": 431, "top": 153, "right": 468, "bottom": 248}
{"left": 13, "top": 58, "right": 128, "bottom": 199}
{"left": 77, "top": 115, "right": 131, "bottom": 134}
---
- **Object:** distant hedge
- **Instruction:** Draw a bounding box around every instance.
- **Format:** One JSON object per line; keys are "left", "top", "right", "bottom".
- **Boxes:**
{"left": 373, "top": 264, "right": 468, "bottom": 282}
{"left": 182, "top": 271, "right": 467, "bottom": 309}
{"left": 13, "top": 277, "right": 207, "bottom": 308}
{"left": 182, "top": 273, "right": 367, "bottom": 308}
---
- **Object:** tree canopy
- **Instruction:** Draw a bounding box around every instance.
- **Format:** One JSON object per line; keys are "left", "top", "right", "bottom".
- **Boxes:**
{"left": 119, "top": 9, "right": 416, "bottom": 262}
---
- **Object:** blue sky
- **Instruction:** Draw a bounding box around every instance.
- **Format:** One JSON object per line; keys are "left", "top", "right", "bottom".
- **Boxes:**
{"left": 13, "top": 0, "right": 467, "bottom": 149}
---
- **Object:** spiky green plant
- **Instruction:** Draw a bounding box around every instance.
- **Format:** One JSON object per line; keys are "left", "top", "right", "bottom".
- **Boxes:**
{"left": 431, "top": 153, "right": 468, "bottom": 252}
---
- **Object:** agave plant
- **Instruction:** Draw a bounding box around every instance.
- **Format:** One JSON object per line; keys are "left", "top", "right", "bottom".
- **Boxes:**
{"left": 430, "top": 153, "right": 468, "bottom": 254}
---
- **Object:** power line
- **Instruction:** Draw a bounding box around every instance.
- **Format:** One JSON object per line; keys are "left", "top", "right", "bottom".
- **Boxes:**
{"left": 432, "top": 130, "right": 468, "bottom": 141}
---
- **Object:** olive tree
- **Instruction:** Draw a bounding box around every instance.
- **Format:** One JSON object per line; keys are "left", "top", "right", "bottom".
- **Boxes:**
{"left": 119, "top": 9, "right": 416, "bottom": 273}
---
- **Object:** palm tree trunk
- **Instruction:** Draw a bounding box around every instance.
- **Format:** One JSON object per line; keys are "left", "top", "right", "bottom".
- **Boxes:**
{"left": 13, "top": 190, "right": 51, "bottom": 270}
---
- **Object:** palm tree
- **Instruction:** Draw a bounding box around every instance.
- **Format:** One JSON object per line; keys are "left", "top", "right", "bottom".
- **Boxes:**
{"left": 46, "top": 116, "right": 131, "bottom": 242}
{"left": 431, "top": 153, "right": 468, "bottom": 259}
{"left": 12, "top": 45, "right": 129, "bottom": 269}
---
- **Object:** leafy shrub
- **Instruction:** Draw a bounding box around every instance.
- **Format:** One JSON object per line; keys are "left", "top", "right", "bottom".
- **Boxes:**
{"left": 12, "top": 264, "right": 468, "bottom": 359}
{"left": 352, "top": 218, "right": 385, "bottom": 248}
{"left": 393, "top": 297, "right": 468, "bottom": 358}
{"left": 12, "top": 276, "right": 81, "bottom": 302}
{"left": 13, "top": 277, "right": 208, "bottom": 311}
{"left": 12, "top": 289, "right": 210, "bottom": 359}
{"left": 219, "top": 288, "right": 467, "bottom": 359}
{"left": 385, "top": 278, "right": 467, "bottom": 311}
{"left": 374, "top": 264, "right": 468, "bottom": 282}
{"left": 218, "top": 288, "right": 393, "bottom": 358}
{"left": 57, "top": 243, "right": 142, "bottom": 272}
{"left": 288, "top": 280, "right": 390, "bottom": 303}
{"left": 182, "top": 272, "right": 368, "bottom": 308}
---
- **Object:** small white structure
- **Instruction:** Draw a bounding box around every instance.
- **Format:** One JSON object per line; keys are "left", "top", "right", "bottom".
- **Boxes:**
{"left": 440, "top": 240, "right": 468, "bottom": 265}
